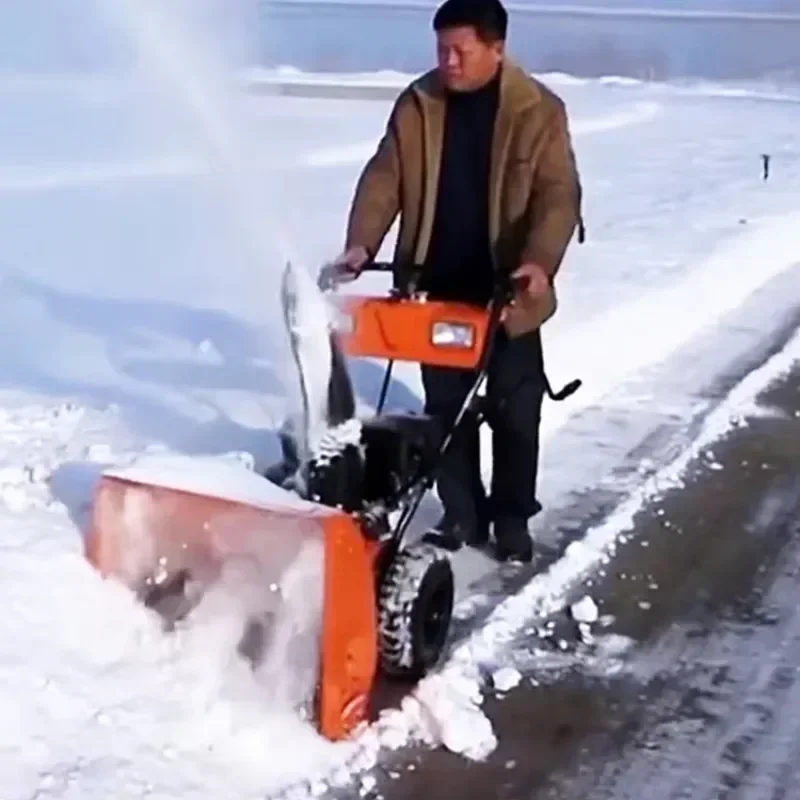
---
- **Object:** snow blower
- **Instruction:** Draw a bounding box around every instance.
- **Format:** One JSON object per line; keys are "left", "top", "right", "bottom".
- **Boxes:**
{"left": 83, "top": 257, "right": 577, "bottom": 742}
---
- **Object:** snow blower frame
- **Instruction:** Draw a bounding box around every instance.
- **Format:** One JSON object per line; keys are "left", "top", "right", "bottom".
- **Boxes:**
{"left": 314, "top": 259, "right": 527, "bottom": 553}
{"left": 82, "top": 260, "right": 534, "bottom": 745}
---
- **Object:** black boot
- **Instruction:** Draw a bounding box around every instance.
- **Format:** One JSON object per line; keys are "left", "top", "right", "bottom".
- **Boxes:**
{"left": 424, "top": 510, "right": 490, "bottom": 551}
{"left": 493, "top": 515, "right": 534, "bottom": 563}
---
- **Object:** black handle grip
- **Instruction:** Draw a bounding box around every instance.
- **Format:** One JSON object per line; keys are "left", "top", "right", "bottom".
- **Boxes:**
{"left": 320, "top": 259, "right": 532, "bottom": 298}
{"left": 493, "top": 272, "right": 531, "bottom": 303}
{"left": 317, "top": 259, "right": 395, "bottom": 291}
{"left": 360, "top": 260, "right": 394, "bottom": 273}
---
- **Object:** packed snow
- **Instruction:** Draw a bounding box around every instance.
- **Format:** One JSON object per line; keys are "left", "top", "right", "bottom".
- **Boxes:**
{"left": 4, "top": 1, "right": 800, "bottom": 798}
{"left": 104, "top": 452, "right": 329, "bottom": 513}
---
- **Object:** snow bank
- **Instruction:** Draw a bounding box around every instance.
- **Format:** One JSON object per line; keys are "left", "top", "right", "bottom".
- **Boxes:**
{"left": 241, "top": 65, "right": 800, "bottom": 105}
{"left": 539, "top": 211, "right": 800, "bottom": 446}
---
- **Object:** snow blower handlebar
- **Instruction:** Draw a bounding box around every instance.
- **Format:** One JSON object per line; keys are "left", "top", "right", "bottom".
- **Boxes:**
{"left": 317, "top": 258, "right": 530, "bottom": 302}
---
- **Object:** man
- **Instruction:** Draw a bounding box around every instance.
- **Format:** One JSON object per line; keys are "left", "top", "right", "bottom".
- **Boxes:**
{"left": 330, "top": 0, "right": 582, "bottom": 562}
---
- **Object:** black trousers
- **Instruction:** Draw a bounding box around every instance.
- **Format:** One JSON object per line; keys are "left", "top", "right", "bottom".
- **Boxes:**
{"left": 421, "top": 327, "right": 546, "bottom": 534}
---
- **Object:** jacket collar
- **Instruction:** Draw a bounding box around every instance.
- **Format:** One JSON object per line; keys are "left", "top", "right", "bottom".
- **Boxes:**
{"left": 410, "top": 58, "right": 541, "bottom": 115}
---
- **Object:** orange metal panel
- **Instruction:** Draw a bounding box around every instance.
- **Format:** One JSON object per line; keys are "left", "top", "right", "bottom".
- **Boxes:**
{"left": 317, "top": 514, "right": 381, "bottom": 739}
{"left": 333, "top": 295, "right": 491, "bottom": 369}
{"left": 85, "top": 473, "right": 379, "bottom": 741}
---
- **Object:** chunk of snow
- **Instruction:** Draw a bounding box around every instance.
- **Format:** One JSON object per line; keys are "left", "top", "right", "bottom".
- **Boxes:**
{"left": 492, "top": 666, "right": 521, "bottom": 693}
{"left": 570, "top": 595, "right": 599, "bottom": 624}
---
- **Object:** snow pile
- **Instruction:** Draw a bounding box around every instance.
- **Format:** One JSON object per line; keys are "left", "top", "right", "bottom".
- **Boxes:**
{"left": 397, "top": 673, "right": 497, "bottom": 761}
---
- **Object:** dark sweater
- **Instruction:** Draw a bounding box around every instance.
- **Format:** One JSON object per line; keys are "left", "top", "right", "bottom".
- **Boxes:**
{"left": 422, "top": 70, "right": 501, "bottom": 307}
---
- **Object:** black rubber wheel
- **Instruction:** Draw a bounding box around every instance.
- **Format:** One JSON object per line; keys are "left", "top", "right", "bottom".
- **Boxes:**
{"left": 377, "top": 543, "right": 455, "bottom": 679}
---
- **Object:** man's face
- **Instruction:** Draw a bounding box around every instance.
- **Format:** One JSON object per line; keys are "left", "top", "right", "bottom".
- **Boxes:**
{"left": 436, "top": 25, "right": 503, "bottom": 92}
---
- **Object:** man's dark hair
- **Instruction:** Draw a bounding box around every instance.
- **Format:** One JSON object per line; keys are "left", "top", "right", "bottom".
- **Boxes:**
{"left": 432, "top": 0, "right": 508, "bottom": 42}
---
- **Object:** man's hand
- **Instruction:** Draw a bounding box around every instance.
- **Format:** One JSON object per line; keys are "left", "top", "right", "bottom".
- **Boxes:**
{"left": 501, "top": 262, "right": 555, "bottom": 336}
{"left": 326, "top": 245, "right": 371, "bottom": 284}
{"left": 511, "top": 262, "right": 550, "bottom": 299}
{"left": 337, "top": 245, "right": 371, "bottom": 276}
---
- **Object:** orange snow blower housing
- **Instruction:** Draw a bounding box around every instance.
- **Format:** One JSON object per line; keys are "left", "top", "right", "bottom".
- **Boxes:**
{"left": 84, "top": 260, "right": 576, "bottom": 743}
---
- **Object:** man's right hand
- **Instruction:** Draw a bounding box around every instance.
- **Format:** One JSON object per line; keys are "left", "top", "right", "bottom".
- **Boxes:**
{"left": 329, "top": 245, "right": 370, "bottom": 282}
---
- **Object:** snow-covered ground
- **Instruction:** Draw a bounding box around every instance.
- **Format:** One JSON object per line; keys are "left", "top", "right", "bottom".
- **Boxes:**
{"left": 4, "top": 9, "right": 800, "bottom": 797}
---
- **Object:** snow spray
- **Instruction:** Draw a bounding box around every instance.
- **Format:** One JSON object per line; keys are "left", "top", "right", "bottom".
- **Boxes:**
{"left": 90, "top": 0, "right": 300, "bottom": 339}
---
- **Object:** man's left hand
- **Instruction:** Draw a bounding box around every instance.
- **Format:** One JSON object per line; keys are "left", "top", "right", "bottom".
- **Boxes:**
{"left": 511, "top": 262, "right": 550, "bottom": 299}
{"left": 500, "top": 262, "right": 555, "bottom": 336}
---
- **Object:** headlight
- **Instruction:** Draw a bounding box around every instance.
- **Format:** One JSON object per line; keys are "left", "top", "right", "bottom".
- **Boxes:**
{"left": 431, "top": 321, "right": 475, "bottom": 348}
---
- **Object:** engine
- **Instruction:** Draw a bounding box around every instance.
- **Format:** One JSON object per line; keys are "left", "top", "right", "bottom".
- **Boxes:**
{"left": 359, "top": 412, "right": 443, "bottom": 506}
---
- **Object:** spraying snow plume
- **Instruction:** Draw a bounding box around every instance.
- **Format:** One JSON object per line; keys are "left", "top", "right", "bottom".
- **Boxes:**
{"left": 279, "top": 260, "right": 363, "bottom": 495}
{"left": 86, "top": 0, "right": 298, "bottom": 349}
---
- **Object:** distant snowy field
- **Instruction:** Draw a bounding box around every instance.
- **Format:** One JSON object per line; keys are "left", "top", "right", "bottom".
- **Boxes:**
{"left": 3, "top": 62, "right": 800, "bottom": 799}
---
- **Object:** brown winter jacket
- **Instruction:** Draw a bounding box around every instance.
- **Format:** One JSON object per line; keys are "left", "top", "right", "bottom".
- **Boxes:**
{"left": 345, "top": 59, "right": 583, "bottom": 335}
